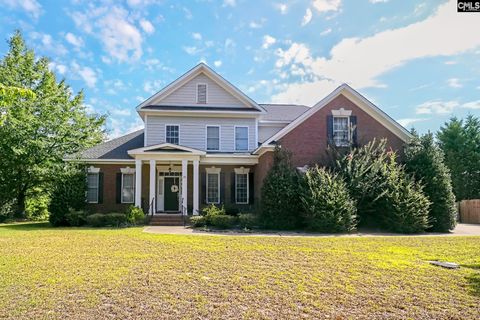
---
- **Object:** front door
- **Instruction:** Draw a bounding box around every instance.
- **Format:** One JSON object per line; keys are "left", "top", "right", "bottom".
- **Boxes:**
{"left": 164, "top": 177, "right": 179, "bottom": 211}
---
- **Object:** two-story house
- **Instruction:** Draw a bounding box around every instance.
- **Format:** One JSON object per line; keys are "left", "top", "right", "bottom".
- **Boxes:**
{"left": 72, "top": 63, "right": 411, "bottom": 218}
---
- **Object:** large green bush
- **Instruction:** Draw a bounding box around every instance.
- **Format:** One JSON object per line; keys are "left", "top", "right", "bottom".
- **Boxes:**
{"left": 260, "top": 146, "right": 301, "bottom": 229}
{"left": 405, "top": 132, "right": 456, "bottom": 232}
{"left": 300, "top": 166, "right": 357, "bottom": 233}
{"left": 334, "top": 140, "right": 430, "bottom": 233}
{"left": 378, "top": 156, "right": 431, "bottom": 233}
{"left": 190, "top": 216, "right": 206, "bottom": 227}
{"left": 25, "top": 189, "right": 50, "bottom": 221}
{"left": 49, "top": 165, "right": 87, "bottom": 227}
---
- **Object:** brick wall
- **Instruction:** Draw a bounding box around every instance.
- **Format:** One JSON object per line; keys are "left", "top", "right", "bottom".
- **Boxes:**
{"left": 278, "top": 93, "right": 405, "bottom": 167}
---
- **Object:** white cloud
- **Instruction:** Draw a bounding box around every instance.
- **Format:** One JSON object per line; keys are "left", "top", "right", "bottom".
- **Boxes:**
{"left": 223, "top": 0, "right": 236, "bottom": 7}
{"left": 108, "top": 117, "right": 143, "bottom": 139}
{"left": 262, "top": 35, "right": 276, "bottom": 49}
{"left": 302, "top": 8, "right": 313, "bottom": 26}
{"left": 249, "top": 20, "right": 263, "bottom": 29}
{"left": 71, "top": 6, "right": 144, "bottom": 62}
{"left": 71, "top": 61, "right": 97, "bottom": 88}
{"left": 397, "top": 117, "right": 428, "bottom": 127}
{"left": 143, "top": 79, "right": 163, "bottom": 94}
{"left": 214, "top": 60, "right": 222, "bottom": 67}
{"left": 369, "top": 0, "right": 389, "bottom": 3}
{"left": 320, "top": 28, "right": 332, "bottom": 36}
{"left": 312, "top": 0, "right": 341, "bottom": 13}
{"left": 30, "top": 32, "right": 68, "bottom": 56}
{"left": 139, "top": 18, "right": 155, "bottom": 34}
{"left": 65, "top": 32, "right": 84, "bottom": 47}
{"left": 192, "top": 32, "right": 202, "bottom": 40}
{"left": 48, "top": 62, "right": 68, "bottom": 75}
{"left": 416, "top": 99, "right": 480, "bottom": 114}
{"left": 271, "top": 0, "right": 480, "bottom": 105}
{"left": 447, "top": 78, "right": 462, "bottom": 88}
{"left": 1, "top": 0, "right": 42, "bottom": 19}
{"left": 276, "top": 3, "right": 288, "bottom": 14}
{"left": 444, "top": 60, "right": 457, "bottom": 65}
{"left": 183, "top": 46, "right": 201, "bottom": 55}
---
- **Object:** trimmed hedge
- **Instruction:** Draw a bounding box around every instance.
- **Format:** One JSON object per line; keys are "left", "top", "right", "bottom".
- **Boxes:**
{"left": 190, "top": 216, "right": 206, "bottom": 227}
{"left": 238, "top": 213, "right": 257, "bottom": 229}
{"left": 125, "top": 205, "right": 145, "bottom": 225}
{"left": 209, "top": 215, "right": 237, "bottom": 229}
{"left": 86, "top": 213, "right": 127, "bottom": 227}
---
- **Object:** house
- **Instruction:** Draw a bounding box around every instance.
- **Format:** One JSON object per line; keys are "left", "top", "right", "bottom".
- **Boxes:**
{"left": 70, "top": 63, "right": 411, "bottom": 218}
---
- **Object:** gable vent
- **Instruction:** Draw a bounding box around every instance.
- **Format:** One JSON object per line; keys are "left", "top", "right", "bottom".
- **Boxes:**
{"left": 197, "top": 83, "right": 207, "bottom": 104}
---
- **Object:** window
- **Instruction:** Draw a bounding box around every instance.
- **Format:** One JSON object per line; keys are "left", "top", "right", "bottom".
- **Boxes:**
{"left": 87, "top": 173, "right": 99, "bottom": 203}
{"left": 235, "top": 126, "right": 248, "bottom": 151}
{"left": 206, "top": 173, "right": 220, "bottom": 204}
{"left": 206, "top": 126, "right": 220, "bottom": 151}
{"left": 121, "top": 173, "right": 135, "bottom": 203}
{"left": 235, "top": 173, "right": 248, "bottom": 204}
{"left": 333, "top": 116, "right": 350, "bottom": 147}
{"left": 197, "top": 83, "right": 207, "bottom": 104}
{"left": 166, "top": 125, "right": 179, "bottom": 144}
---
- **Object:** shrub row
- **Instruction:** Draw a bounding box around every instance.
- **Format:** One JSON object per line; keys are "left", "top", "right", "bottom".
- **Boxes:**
{"left": 190, "top": 204, "right": 258, "bottom": 229}
{"left": 51, "top": 205, "right": 145, "bottom": 228}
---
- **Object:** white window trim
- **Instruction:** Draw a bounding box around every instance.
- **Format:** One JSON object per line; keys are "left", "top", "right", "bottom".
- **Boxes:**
{"left": 165, "top": 124, "right": 180, "bottom": 145}
{"left": 333, "top": 116, "right": 351, "bottom": 147}
{"left": 196, "top": 83, "right": 208, "bottom": 104}
{"left": 87, "top": 166, "right": 100, "bottom": 174}
{"left": 234, "top": 125, "right": 249, "bottom": 151}
{"left": 86, "top": 171, "right": 99, "bottom": 204}
{"left": 121, "top": 172, "right": 135, "bottom": 204}
{"left": 234, "top": 167, "right": 250, "bottom": 204}
{"left": 205, "top": 125, "right": 221, "bottom": 151}
{"left": 206, "top": 167, "right": 221, "bottom": 204}
{"left": 331, "top": 108, "right": 352, "bottom": 117}
{"left": 120, "top": 167, "right": 136, "bottom": 174}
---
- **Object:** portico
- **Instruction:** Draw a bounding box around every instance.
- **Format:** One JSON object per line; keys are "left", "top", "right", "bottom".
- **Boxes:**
{"left": 128, "top": 143, "right": 204, "bottom": 215}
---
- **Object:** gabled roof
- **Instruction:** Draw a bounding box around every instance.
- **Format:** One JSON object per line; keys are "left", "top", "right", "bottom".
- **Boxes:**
{"left": 127, "top": 143, "right": 206, "bottom": 156}
{"left": 260, "top": 104, "right": 309, "bottom": 122}
{"left": 262, "top": 84, "right": 412, "bottom": 146}
{"left": 66, "top": 130, "right": 144, "bottom": 160}
{"left": 136, "top": 63, "right": 266, "bottom": 113}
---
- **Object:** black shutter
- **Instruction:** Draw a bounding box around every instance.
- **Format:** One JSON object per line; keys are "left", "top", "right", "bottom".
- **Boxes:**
{"left": 327, "top": 115, "right": 333, "bottom": 145}
{"left": 220, "top": 173, "right": 225, "bottom": 204}
{"left": 249, "top": 172, "right": 254, "bottom": 204}
{"left": 201, "top": 172, "right": 207, "bottom": 204}
{"left": 98, "top": 172, "right": 104, "bottom": 204}
{"left": 230, "top": 172, "right": 236, "bottom": 204}
{"left": 350, "top": 116, "right": 358, "bottom": 146}
{"left": 116, "top": 173, "right": 122, "bottom": 204}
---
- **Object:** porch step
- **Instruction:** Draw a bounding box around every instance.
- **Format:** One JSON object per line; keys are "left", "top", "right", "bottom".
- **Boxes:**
{"left": 149, "top": 214, "right": 185, "bottom": 226}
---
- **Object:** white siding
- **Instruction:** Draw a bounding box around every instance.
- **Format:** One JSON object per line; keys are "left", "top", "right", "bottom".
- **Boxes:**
{"left": 152, "top": 73, "right": 246, "bottom": 108}
{"left": 258, "top": 124, "right": 286, "bottom": 143}
{"left": 146, "top": 116, "right": 257, "bottom": 152}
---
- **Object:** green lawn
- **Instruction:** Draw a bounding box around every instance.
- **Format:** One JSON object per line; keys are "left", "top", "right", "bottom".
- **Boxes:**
{"left": 0, "top": 223, "right": 479, "bottom": 319}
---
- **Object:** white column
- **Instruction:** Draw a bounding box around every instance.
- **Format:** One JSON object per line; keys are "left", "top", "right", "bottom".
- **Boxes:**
{"left": 181, "top": 159, "right": 188, "bottom": 215}
{"left": 149, "top": 159, "right": 156, "bottom": 214}
{"left": 193, "top": 159, "right": 199, "bottom": 215}
{"left": 135, "top": 159, "right": 142, "bottom": 208}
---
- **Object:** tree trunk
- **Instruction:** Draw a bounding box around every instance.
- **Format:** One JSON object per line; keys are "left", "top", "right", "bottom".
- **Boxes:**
{"left": 14, "top": 188, "right": 26, "bottom": 219}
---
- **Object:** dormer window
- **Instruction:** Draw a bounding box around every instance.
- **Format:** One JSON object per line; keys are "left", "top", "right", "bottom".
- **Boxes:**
{"left": 197, "top": 83, "right": 207, "bottom": 104}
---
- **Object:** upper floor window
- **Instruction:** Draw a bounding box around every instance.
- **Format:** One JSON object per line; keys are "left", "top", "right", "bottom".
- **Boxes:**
{"left": 235, "top": 126, "right": 248, "bottom": 151}
{"left": 206, "top": 126, "right": 220, "bottom": 151}
{"left": 166, "top": 125, "right": 179, "bottom": 144}
{"left": 197, "top": 83, "right": 207, "bottom": 104}
{"left": 87, "top": 172, "right": 99, "bottom": 203}
{"left": 333, "top": 116, "right": 350, "bottom": 147}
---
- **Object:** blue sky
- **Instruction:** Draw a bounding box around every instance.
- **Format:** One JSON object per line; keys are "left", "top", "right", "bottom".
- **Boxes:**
{"left": 0, "top": 0, "right": 479, "bottom": 138}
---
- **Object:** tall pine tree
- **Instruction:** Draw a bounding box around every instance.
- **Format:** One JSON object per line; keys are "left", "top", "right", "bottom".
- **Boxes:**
{"left": 404, "top": 132, "right": 457, "bottom": 232}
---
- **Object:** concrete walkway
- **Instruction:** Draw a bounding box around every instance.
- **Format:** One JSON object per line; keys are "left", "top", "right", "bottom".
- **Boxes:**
{"left": 143, "top": 223, "right": 480, "bottom": 237}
